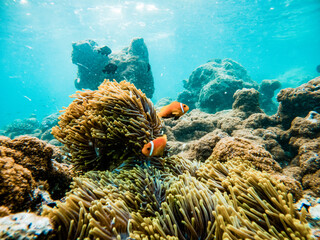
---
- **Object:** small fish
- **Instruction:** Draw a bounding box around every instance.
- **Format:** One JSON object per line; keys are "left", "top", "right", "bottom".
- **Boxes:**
{"left": 97, "top": 46, "right": 112, "bottom": 56}
{"left": 102, "top": 63, "right": 118, "bottom": 74}
{"left": 142, "top": 135, "right": 167, "bottom": 157}
{"left": 317, "top": 64, "right": 320, "bottom": 73}
{"left": 158, "top": 101, "right": 189, "bottom": 119}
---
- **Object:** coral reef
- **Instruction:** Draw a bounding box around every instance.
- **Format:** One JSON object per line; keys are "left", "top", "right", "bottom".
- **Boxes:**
{"left": 1, "top": 63, "right": 320, "bottom": 239}
{"left": 4, "top": 114, "right": 40, "bottom": 139}
{"left": 72, "top": 38, "right": 154, "bottom": 98}
{"left": 164, "top": 80, "right": 320, "bottom": 198}
{"left": 0, "top": 212, "right": 52, "bottom": 240}
{"left": 232, "top": 88, "right": 263, "bottom": 116}
{"left": 277, "top": 76, "right": 320, "bottom": 128}
{"left": 2, "top": 112, "right": 61, "bottom": 145}
{"left": 0, "top": 136, "right": 73, "bottom": 212}
{"left": 52, "top": 80, "right": 162, "bottom": 172}
{"left": 208, "top": 136, "right": 281, "bottom": 172}
{"left": 0, "top": 155, "right": 35, "bottom": 212}
{"left": 43, "top": 157, "right": 313, "bottom": 239}
{"left": 177, "top": 58, "right": 259, "bottom": 113}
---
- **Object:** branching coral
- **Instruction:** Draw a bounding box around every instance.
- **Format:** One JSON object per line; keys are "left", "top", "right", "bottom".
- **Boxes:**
{"left": 44, "top": 156, "right": 313, "bottom": 240}
{"left": 52, "top": 80, "right": 162, "bottom": 171}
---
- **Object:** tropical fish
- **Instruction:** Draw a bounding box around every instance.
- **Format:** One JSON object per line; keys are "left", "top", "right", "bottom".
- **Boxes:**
{"left": 102, "top": 63, "right": 118, "bottom": 74}
{"left": 97, "top": 46, "right": 112, "bottom": 56}
{"left": 158, "top": 101, "right": 189, "bottom": 119}
{"left": 142, "top": 135, "right": 167, "bottom": 157}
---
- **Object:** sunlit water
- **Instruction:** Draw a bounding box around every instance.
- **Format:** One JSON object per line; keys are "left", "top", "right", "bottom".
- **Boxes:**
{"left": 0, "top": 0, "right": 319, "bottom": 127}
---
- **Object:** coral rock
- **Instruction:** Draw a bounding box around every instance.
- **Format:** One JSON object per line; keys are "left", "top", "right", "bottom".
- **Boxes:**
{"left": 4, "top": 117, "right": 40, "bottom": 139}
{"left": 168, "top": 130, "right": 228, "bottom": 162}
{"left": 0, "top": 212, "right": 52, "bottom": 240}
{"left": 0, "top": 136, "right": 73, "bottom": 212}
{"left": 163, "top": 109, "right": 217, "bottom": 142}
{"left": 232, "top": 88, "right": 263, "bottom": 116}
{"left": 288, "top": 111, "right": 320, "bottom": 174}
{"left": 0, "top": 157, "right": 35, "bottom": 212}
{"left": 209, "top": 137, "right": 282, "bottom": 172}
{"left": 178, "top": 58, "right": 258, "bottom": 113}
{"left": 72, "top": 38, "right": 154, "bottom": 98}
{"left": 277, "top": 76, "right": 320, "bottom": 128}
{"left": 302, "top": 169, "right": 320, "bottom": 196}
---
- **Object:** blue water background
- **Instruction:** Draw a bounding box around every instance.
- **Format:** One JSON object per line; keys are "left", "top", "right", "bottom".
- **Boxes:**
{"left": 0, "top": 0, "right": 319, "bottom": 127}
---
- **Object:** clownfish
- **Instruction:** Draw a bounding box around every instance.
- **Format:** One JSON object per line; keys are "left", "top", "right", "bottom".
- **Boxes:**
{"left": 142, "top": 135, "right": 167, "bottom": 157}
{"left": 158, "top": 101, "right": 189, "bottom": 119}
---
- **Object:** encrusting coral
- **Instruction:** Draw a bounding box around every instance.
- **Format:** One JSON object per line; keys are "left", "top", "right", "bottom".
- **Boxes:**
{"left": 43, "top": 156, "right": 313, "bottom": 240}
{"left": 52, "top": 79, "right": 162, "bottom": 171}
{"left": 0, "top": 136, "right": 73, "bottom": 212}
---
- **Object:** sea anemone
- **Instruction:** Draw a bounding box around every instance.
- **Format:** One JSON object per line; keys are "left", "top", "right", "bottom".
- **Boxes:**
{"left": 43, "top": 156, "right": 313, "bottom": 239}
{"left": 52, "top": 80, "right": 162, "bottom": 171}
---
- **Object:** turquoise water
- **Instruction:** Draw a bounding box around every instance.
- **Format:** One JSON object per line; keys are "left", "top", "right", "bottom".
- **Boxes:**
{"left": 0, "top": 0, "right": 319, "bottom": 127}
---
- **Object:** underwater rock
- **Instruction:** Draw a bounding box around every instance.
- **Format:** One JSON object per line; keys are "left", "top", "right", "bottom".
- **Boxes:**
{"left": 208, "top": 136, "right": 282, "bottom": 172}
{"left": 242, "top": 112, "right": 277, "bottom": 129}
{"left": 40, "top": 112, "right": 60, "bottom": 132}
{"left": 3, "top": 113, "right": 60, "bottom": 143}
{"left": 302, "top": 170, "right": 320, "bottom": 196}
{"left": 0, "top": 212, "right": 52, "bottom": 240}
{"left": 168, "top": 130, "right": 228, "bottom": 162}
{"left": 288, "top": 111, "right": 320, "bottom": 174}
{"left": 4, "top": 116, "right": 40, "bottom": 139}
{"left": 177, "top": 58, "right": 259, "bottom": 113}
{"left": 162, "top": 109, "right": 217, "bottom": 142}
{"left": 259, "top": 79, "right": 281, "bottom": 115}
{"left": 0, "top": 156, "right": 35, "bottom": 212}
{"left": 72, "top": 37, "right": 155, "bottom": 98}
{"left": 0, "top": 136, "right": 73, "bottom": 212}
{"left": 232, "top": 88, "right": 263, "bottom": 116}
{"left": 277, "top": 76, "right": 320, "bottom": 128}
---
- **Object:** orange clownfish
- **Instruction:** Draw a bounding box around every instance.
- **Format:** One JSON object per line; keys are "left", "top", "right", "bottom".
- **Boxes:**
{"left": 142, "top": 135, "right": 167, "bottom": 157}
{"left": 158, "top": 101, "right": 189, "bottom": 119}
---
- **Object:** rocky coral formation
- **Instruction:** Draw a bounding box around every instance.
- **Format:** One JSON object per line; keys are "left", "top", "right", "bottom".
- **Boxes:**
{"left": 232, "top": 88, "right": 263, "bottom": 116}
{"left": 177, "top": 58, "right": 259, "bottom": 113}
{"left": 282, "top": 110, "right": 320, "bottom": 197}
{"left": 164, "top": 81, "right": 320, "bottom": 198}
{"left": 1, "top": 65, "right": 320, "bottom": 239}
{"left": 4, "top": 114, "right": 40, "bottom": 139}
{"left": 0, "top": 212, "right": 52, "bottom": 240}
{"left": 72, "top": 38, "right": 154, "bottom": 98}
{"left": 2, "top": 112, "right": 61, "bottom": 145}
{"left": 43, "top": 157, "right": 313, "bottom": 240}
{"left": 0, "top": 136, "right": 73, "bottom": 212}
{"left": 277, "top": 76, "right": 320, "bottom": 128}
{"left": 52, "top": 80, "right": 162, "bottom": 172}
{"left": 0, "top": 156, "right": 35, "bottom": 212}
{"left": 208, "top": 136, "right": 281, "bottom": 172}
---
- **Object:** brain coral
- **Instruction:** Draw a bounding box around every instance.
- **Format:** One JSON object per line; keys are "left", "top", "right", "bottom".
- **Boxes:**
{"left": 52, "top": 80, "right": 162, "bottom": 171}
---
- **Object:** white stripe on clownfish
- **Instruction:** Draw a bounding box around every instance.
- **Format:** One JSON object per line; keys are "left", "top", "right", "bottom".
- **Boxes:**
{"left": 180, "top": 102, "right": 184, "bottom": 113}
{"left": 149, "top": 140, "right": 154, "bottom": 156}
